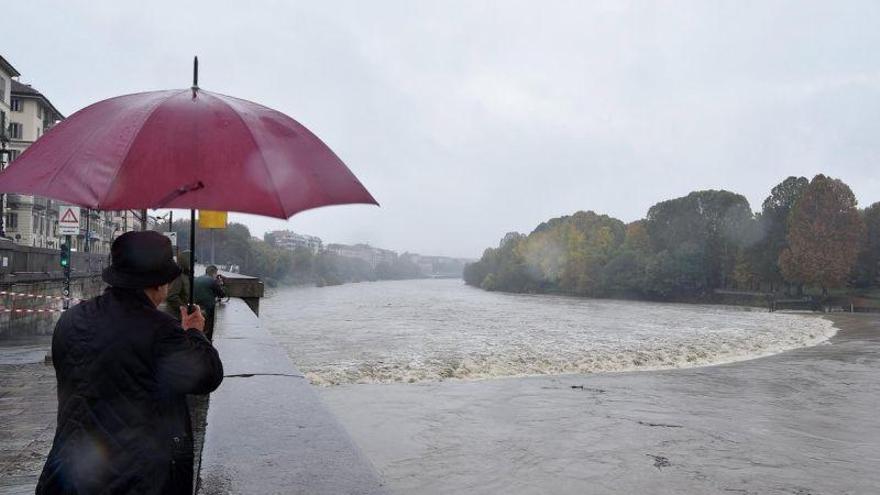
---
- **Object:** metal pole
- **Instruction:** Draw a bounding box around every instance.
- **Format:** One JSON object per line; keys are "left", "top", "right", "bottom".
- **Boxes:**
{"left": 141, "top": 209, "right": 147, "bottom": 231}
{"left": 0, "top": 151, "right": 6, "bottom": 239}
{"left": 169, "top": 211, "right": 178, "bottom": 259}
{"left": 188, "top": 209, "right": 196, "bottom": 312}
{"left": 186, "top": 56, "right": 199, "bottom": 312}
{"left": 63, "top": 234, "right": 71, "bottom": 310}
{"left": 211, "top": 228, "right": 215, "bottom": 264}
{"left": 0, "top": 113, "right": 7, "bottom": 239}
{"left": 84, "top": 208, "right": 90, "bottom": 253}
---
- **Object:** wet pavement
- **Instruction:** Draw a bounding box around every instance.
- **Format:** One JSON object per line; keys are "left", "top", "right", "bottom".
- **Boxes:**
{"left": 0, "top": 337, "right": 53, "bottom": 495}
{"left": 319, "top": 314, "right": 880, "bottom": 494}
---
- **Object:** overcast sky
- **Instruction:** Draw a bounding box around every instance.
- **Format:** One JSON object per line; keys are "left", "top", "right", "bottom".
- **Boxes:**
{"left": 5, "top": 1, "right": 879, "bottom": 258}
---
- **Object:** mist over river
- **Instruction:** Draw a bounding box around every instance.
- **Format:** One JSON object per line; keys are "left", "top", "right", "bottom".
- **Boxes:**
{"left": 262, "top": 279, "right": 835, "bottom": 386}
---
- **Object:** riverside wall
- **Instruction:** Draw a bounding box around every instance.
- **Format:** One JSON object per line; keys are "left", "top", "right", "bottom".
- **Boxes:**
{"left": 0, "top": 240, "right": 107, "bottom": 337}
{"left": 197, "top": 296, "right": 388, "bottom": 494}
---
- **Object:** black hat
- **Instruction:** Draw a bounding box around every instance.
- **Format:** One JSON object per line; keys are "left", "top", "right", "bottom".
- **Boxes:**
{"left": 102, "top": 231, "right": 182, "bottom": 289}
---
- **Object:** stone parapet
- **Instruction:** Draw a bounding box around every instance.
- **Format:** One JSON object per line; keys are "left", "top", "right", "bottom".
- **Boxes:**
{"left": 197, "top": 298, "right": 388, "bottom": 495}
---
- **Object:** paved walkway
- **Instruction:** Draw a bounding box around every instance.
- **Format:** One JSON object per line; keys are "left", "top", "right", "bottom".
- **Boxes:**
{"left": 0, "top": 338, "right": 55, "bottom": 494}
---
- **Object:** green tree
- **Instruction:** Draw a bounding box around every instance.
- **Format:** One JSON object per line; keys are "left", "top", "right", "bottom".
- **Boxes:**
{"left": 645, "top": 190, "right": 754, "bottom": 292}
{"left": 751, "top": 176, "right": 809, "bottom": 291}
{"left": 851, "top": 202, "right": 880, "bottom": 288}
{"left": 600, "top": 221, "right": 654, "bottom": 295}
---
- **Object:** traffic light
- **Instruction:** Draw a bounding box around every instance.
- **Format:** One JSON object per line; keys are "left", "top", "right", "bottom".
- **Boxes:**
{"left": 60, "top": 243, "right": 70, "bottom": 268}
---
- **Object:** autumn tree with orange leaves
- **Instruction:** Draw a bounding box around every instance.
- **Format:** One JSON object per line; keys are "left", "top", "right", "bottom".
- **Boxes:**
{"left": 779, "top": 174, "right": 864, "bottom": 295}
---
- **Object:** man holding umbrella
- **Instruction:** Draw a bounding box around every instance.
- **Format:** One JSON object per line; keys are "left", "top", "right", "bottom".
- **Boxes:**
{"left": 0, "top": 58, "right": 376, "bottom": 491}
{"left": 37, "top": 231, "right": 224, "bottom": 494}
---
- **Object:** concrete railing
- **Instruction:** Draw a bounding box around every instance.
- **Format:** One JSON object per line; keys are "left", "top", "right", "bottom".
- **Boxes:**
{"left": 197, "top": 297, "right": 388, "bottom": 495}
{"left": 217, "top": 270, "right": 263, "bottom": 315}
{"left": 0, "top": 238, "right": 107, "bottom": 283}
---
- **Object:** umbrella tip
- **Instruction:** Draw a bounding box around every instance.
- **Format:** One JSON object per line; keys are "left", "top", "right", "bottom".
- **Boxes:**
{"left": 192, "top": 56, "right": 199, "bottom": 89}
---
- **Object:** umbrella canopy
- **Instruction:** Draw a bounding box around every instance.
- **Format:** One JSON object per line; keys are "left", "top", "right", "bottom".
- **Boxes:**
{"left": 0, "top": 87, "right": 377, "bottom": 217}
{"left": 0, "top": 60, "right": 377, "bottom": 311}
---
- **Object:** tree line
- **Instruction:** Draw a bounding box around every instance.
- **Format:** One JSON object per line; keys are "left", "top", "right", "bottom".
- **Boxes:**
{"left": 170, "top": 220, "right": 423, "bottom": 286}
{"left": 464, "top": 175, "right": 879, "bottom": 299}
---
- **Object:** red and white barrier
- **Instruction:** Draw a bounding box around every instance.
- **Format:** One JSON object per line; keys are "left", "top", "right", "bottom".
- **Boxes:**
{"left": 0, "top": 306, "right": 66, "bottom": 314}
{"left": 0, "top": 290, "right": 82, "bottom": 303}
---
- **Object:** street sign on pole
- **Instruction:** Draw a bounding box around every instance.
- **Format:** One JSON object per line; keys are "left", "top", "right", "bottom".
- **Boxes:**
{"left": 59, "top": 206, "right": 81, "bottom": 236}
{"left": 62, "top": 234, "right": 72, "bottom": 310}
{"left": 198, "top": 210, "right": 227, "bottom": 229}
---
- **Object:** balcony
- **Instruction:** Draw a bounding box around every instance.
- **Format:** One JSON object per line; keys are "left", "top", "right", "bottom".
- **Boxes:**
{"left": 5, "top": 194, "right": 33, "bottom": 207}
{"left": 32, "top": 196, "right": 49, "bottom": 210}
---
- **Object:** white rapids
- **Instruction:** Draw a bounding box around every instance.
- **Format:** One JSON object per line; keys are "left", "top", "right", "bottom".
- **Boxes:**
{"left": 262, "top": 279, "right": 837, "bottom": 386}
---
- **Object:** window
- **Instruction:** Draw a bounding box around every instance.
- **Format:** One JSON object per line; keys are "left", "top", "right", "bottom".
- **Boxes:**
{"left": 9, "top": 122, "right": 22, "bottom": 139}
{"left": 10, "top": 98, "right": 22, "bottom": 112}
{"left": 36, "top": 127, "right": 41, "bottom": 138}
{"left": 0, "top": 77, "right": 5, "bottom": 102}
{"left": 8, "top": 149, "right": 20, "bottom": 161}
{"left": 5, "top": 212, "right": 17, "bottom": 229}
{"left": 37, "top": 105, "right": 42, "bottom": 118}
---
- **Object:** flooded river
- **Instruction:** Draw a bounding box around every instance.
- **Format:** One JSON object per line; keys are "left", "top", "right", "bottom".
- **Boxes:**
{"left": 260, "top": 280, "right": 880, "bottom": 494}
{"left": 263, "top": 279, "right": 835, "bottom": 385}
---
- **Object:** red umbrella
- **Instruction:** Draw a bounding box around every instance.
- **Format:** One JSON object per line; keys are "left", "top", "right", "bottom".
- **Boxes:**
{"left": 0, "top": 58, "right": 377, "bottom": 307}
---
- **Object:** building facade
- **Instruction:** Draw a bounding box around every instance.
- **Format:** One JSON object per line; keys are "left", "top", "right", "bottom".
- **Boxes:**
{"left": 0, "top": 54, "right": 158, "bottom": 253}
{"left": 4, "top": 78, "right": 65, "bottom": 249}
{"left": 0, "top": 55, "right": 21, "bottom": 245}
{"left": 267, "top": 230, "right": 323, "bottom": 253}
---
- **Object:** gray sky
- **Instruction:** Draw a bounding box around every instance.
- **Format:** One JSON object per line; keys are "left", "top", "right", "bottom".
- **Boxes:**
{"left": 5, "top": 1, "right": 879, "bottom": 258}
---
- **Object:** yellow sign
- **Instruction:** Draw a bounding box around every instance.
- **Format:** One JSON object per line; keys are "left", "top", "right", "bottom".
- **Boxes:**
{"left": 198, "top": 210, "right": 228, "bottom": 229}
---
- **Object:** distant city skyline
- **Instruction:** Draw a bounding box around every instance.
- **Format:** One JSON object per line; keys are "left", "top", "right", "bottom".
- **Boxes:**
{"left": 5, "top": 1, "right": 880, "bottom": 258}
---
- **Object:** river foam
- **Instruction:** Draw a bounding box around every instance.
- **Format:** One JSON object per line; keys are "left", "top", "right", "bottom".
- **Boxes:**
{"left": 261, "top": 280, "right": 838, "bottom": 386}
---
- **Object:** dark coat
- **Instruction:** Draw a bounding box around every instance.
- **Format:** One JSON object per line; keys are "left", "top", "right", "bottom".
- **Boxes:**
{"left": 164, "top": 251, "right": 192, "bottom": 321}
{"left": 36, "top": 287, "right": 224, "bottom": 494}
{"left": 193, "top": 276, "right": 225, "bottom": 313}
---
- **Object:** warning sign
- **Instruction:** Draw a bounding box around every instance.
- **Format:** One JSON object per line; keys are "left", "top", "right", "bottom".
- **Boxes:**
{"left": 59, "top": 206, "right": 80, "bottom": 235}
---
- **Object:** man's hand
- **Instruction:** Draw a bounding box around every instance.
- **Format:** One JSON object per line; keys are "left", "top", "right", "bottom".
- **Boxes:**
{"left": 180, "top": 305, "right": 206, "bottom": 332}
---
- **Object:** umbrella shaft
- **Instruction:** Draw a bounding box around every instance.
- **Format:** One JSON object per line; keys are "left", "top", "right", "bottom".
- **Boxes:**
{"left": 188, "top": 209, "right": 195, "bottom": 311}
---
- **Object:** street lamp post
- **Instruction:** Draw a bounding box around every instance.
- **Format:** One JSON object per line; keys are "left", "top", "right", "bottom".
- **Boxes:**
{"left": 0, "top": 147, "right": 7, "bottom": 239}
{"left": 0, "top": 115, "right": 9, "bottom": 239}
{"left": 85, "top": 208, "right": 90, "bottom": 253}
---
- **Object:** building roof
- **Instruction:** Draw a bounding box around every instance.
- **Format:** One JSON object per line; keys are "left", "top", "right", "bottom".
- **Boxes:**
{"left": 11, "top": 79, "right": 64, "bottom": 119}
{"left": 0, "top": 55, "right": 21, "bottom": 78}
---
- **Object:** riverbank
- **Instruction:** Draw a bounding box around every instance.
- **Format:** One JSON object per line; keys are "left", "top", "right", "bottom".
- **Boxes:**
{"left": 318, "top": 313, "right": 879, "bottom": 494}
{"left": 468, "top": 282, "right": 880, "bottom": 313}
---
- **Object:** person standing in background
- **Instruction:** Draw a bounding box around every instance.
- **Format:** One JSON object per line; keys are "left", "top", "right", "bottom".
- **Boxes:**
{"left": 164, "top": 250, "right": 192, "bottom": 320}
{"left": 194, "top": 265, "right": 226, "bottom": 340}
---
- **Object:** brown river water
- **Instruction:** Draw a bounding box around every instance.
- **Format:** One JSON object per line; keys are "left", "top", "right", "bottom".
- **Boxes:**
{"left": 263, "top": 279, "right": 878, "bottom": 494}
